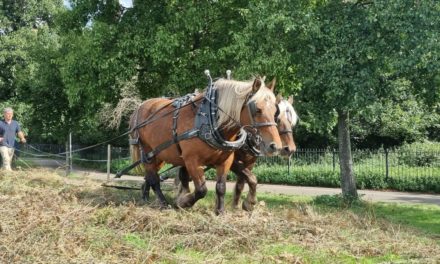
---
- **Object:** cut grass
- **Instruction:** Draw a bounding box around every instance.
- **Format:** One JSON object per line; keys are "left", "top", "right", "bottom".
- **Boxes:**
{"left": 0, "top": 169, "right": 439, "bottom": 263}
{"left": 264, "top": 243, "right": 403, "bottom": 264}
{"left": 310, "top": 194, "right": 440, "bottom": 238}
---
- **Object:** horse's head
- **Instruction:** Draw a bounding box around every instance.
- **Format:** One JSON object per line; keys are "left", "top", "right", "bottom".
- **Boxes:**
{"left": 214, "top": 77, "right": 282, "bottom": 155}
{"left": 240, "top": 77, "right": 283, "bottom": 155}
{"left": 276, "top": 95, "right": 299, "bottom": 156}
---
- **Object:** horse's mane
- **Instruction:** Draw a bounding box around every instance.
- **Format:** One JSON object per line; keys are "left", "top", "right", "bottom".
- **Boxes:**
{"left": 279, "top": 100, "right": 299, "bottom": 127}
{"left": 212, "top": 78, "right": 276, "bottom": 129}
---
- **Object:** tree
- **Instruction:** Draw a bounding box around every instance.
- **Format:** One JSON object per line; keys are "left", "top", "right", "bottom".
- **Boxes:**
{"left": 236, "top": 0, "right": 440, "bottom": 199}
{"left": 0, "top": 0, "right": 65, "bottom": 141}
{"left": 295, "top": 0, "right": 440, "bottom": 198}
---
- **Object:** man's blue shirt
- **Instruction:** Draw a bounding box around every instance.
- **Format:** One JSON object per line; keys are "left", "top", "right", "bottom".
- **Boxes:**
{"left": 0, "top": 120, "right": 21, "bottom": 148}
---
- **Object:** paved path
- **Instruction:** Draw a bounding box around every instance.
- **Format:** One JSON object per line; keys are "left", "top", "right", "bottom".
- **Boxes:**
{"left": 74, "top": 169, "right": 440, "bottom": 206}
{"left": 26, "top": 158, "right": 440, "bottom": 206}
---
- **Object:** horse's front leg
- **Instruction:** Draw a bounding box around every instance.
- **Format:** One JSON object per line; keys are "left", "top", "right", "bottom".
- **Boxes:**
{"left": 231, "top": 160, "right": 246, "bottom": 209}
{"left": 242, "top": 168, "right": 258, "bottom": 211}
{"left": 215, "top": 154, "right": 234, "bottom": 215}
{"left": 144, "top": 163, "right": 168, "bottom": 208}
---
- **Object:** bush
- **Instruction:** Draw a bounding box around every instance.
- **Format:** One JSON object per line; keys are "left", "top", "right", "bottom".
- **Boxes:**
{"left": 356, "top": 169, "right": 388, "bottom": 190}
{"left": 397, "top": 141, "right": 440, "bottom": 167}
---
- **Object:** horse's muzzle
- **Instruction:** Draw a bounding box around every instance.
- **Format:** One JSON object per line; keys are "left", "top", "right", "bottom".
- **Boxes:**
{"left": 280, "top": 145, "right": 296, "bottom": 156}
{"left": 263, "top": 142, "right": 279, "bottom": 156}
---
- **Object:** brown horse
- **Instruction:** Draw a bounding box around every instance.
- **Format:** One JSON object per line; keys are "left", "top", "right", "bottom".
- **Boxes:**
{"left": 129, "top": 76, "right": 281, "bottom": 214}
{"left": 177, "top": 92, "right": 299, "bottom": 211}
{"left": 231, "top": 95, "right": 298, "bottom": 211}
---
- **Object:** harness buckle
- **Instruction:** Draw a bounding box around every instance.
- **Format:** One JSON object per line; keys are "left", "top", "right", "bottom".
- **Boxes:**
{"left": 129, "top": 138, "right": 139, "bottom": 145}
{"left": 204, "top": 133, "right": 212, "bottom": 140}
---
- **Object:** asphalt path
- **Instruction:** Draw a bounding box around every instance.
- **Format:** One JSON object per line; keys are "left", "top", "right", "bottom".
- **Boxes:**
{"left": 26, "top": 158, "right": 440, "bottom": 206}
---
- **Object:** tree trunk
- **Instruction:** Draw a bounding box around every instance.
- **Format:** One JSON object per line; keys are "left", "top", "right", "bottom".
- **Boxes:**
{"left": 337, "top": 110, "right": 358, "bottom": 199}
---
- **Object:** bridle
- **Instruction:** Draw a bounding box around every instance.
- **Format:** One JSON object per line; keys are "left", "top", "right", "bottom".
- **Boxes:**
{"left": 246, "top": 99, "right": 279, "bottom": 129}
{"left": 277, "top": 103, "right": 294, "bottom": 136}
{"left": 242, "top": 100, "right": 280, "bottom": 152}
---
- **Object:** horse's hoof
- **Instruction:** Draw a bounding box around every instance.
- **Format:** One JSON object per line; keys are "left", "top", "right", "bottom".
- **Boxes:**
{"left": 159, "top": 203, "right": 171, "bottom": 210}
{"left": 176, "top": 193, "right": 196, "bottom": 209}
{"left": 242, "top": 200, "right": 254, "bottom": 212}
{"left": 215, "top": 209, "right": 225, "bottom": 216}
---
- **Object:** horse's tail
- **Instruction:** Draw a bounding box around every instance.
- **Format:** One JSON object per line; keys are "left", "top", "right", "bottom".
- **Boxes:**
{"left": 129, "top": 109, "right": 145, "bottom": 175}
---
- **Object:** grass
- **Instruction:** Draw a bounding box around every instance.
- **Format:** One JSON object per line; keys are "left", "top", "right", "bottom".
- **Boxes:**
{"left": 370, "top": 203, "right": 440, "bottom": 237}
{"left": 1, "top": 169, "right": 439, "bottom": 263}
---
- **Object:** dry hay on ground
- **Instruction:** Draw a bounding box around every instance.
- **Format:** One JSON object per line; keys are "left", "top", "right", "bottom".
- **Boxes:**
{"left": 0, "top": 169, "right": 439, "bottom": 263}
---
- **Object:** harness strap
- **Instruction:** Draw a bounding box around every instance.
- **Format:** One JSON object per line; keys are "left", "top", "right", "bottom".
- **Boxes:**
{"left": 278, "top": 129, "right": 293, "bottom": 135}
{"left": 143, "top": 129, "right": 199, "bottom": 162}
{"left": 115, "top": 159, "right": 142, "bottom": 178}
{"left": 172, "top": 102, "right": 183, "bottom": 155}
{"left": 129, "top": 105, "right": 142, "bottom": 145}
{"left": 252, "top": 122, "right": 278, "bottom": 127}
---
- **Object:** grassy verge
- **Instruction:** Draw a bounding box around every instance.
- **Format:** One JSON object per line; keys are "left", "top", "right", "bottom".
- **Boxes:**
{"left": 1, "top": 169, "right": 439, "bottom": 263}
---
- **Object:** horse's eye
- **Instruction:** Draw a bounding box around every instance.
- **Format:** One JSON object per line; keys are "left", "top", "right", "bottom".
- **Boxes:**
{"left": 256, "top": 108, "right": 262, "bottom": 114}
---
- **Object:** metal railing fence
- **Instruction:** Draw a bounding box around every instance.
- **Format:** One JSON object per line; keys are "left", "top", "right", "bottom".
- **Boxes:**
{"left": 13, "top": 144, "right": 440, "bottom": 180}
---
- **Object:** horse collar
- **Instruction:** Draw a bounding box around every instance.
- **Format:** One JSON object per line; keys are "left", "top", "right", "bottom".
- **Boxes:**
{"left": 194, "top": 86, "right": 247, "bottom": 151}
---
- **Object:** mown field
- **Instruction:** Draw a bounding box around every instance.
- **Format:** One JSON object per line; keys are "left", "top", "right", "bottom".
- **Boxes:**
{"left": 1, "top": 169, "right": 439, "bottom": 263}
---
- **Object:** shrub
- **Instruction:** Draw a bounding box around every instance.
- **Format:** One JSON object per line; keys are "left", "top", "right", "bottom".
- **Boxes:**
{"left": 397, "top": 141, "right": 440, "bottom": 167}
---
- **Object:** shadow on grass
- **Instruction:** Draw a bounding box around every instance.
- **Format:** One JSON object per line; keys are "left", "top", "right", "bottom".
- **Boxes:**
{"left": 312, "top": 194, "right": 440, "bottom": 238}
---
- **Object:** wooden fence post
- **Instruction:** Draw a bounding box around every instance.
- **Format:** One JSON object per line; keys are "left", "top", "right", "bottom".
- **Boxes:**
{"left": 69, "top": 132, "right": 73, "bottom": 172}
{"left": 107, "top": 144, "right": 111, "bottom": 182}
{"left": 332, "top": 149, "right": 336, "bottom": 171}
{"left": 65, "top": 141, "right": 70, "bottom": 176}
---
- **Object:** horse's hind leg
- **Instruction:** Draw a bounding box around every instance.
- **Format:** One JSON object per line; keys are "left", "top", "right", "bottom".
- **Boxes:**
{"left": 141, "top": 180, "right": 151, "bottom": 201}
{"left": 177, "top": 167, "right": 191, "bottom": 196}
{"left": 144, "top": 164, "right": 168, "bottom": 208}
{"left": 148, "top": 171, "right": 169, "bottom": 207}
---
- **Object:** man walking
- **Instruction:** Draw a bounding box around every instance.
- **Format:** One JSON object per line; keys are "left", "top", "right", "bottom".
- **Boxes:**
{"left": 0, "top": 107, "right": 26, "bottom": 171}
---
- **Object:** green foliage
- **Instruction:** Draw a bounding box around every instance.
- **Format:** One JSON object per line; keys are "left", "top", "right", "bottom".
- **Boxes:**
{"left": 313, "top": 194, "right": 365, "bottom": 209}
{"left": 351, "top": 96, "right": 439, "bottom": 148}
{"left": 397, "top": 141, "right": 440, "bottom": 167}
{"left": 203, "top": 162, "right": 440, "bottom": 193}
{"left": 2, "top": 0, "right": 439, "bottom": 150}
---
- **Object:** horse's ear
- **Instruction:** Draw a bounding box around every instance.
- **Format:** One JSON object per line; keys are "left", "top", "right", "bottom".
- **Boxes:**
{"left": 288, "top": 95, "right": 294, "bottom": 104}
{"left": 267, "top": 78, "right": 277, "bottom": 91}
{"left": 276, "top": 93, "right": 283, "bottom": 104}
{"left": 252, "top": 77, "right": 263, "bottom": 93}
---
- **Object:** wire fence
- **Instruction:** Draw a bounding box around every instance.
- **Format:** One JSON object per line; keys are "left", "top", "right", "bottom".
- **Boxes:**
{"left": 10, "top": 143, "right": 440, "bottom": 182}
